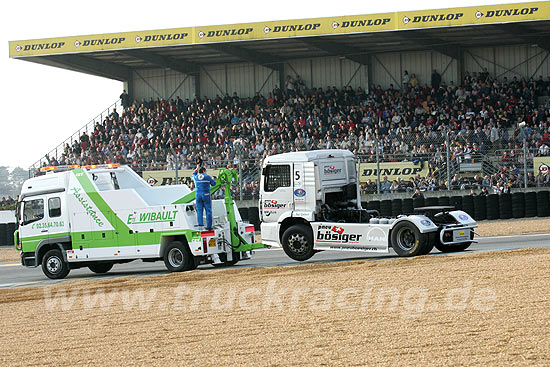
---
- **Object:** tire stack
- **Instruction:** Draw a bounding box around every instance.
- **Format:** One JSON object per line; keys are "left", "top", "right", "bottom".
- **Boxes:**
{"left": 450, "top": 196, "right": 463, "bottom": 211}
{"left": 438, "top": 196, "right": 450, "bottom": 206}
{"left": 524, "top": 192, "right": 537, "bottom": 217}
{"left": 402, "top": 198, "right": 414, "bottom": 214}
{"left": 367, "top": 200, "right": 381, "bottom": 213}
{"left": 391, "top": 199, "right": 402, "bottom": 217}
{"left": 380, "top": 200, "right": 392, "bottom": 217}
{"left": 238, "top": 207, "right": 249, "bottom": 222}
{"left": 413, "top": 196, "right": 425, "bottom": 209}
{"left": 511, "top": 192, "right": 525, "bottom": 219}
{"left": 536, "top": 191, "right": 550, "bottom": 217}
{"left": 499, "top": 193, "right": 513, "bottom": 219}
{"left": 248, "top": 207, "right": 260, "bottom": 230}
{"left": 425, "top": 197, "right": 439, "bottom": 207}
{"left": 0, "top": 223, "right": 7, "bottom": 246}
{"left": 461, "top": 195, "right": 475, "bottom": 217}
{"left": 5, "top": 223, "right": 15, "bottom": 246}
{"left": 7, "top": 223, "right": 16, "bottom": 246}
{"left": 473, "top": 195, "right": 487, "bottom": 221}
{"left": 486, "top": 194, "right": 500, "bottom": 220}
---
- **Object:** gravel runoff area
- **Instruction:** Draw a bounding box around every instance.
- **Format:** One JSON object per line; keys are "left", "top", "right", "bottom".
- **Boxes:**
{"left": 474, "top": 217, "right": 550, "bottom": 236}
{"left": 2, "top": 217, "right": 550, "bottom": 263}
{"left": 0, "top": 248, "right": 19, "bottom": 263}
{"left": 1, "top": 247, "right": 549, "bottom": 366}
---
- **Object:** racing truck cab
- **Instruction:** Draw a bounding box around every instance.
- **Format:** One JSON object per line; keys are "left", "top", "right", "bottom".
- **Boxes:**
{"left": 259, "top": 149, "right": 477, "bottom": 261}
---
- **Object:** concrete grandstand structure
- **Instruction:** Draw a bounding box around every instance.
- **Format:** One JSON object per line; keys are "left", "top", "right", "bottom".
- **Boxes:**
{"left": 10, "top": 2, "right": 550, "bottom": 102}
{"left": 8, "top": 1, "right": 550, "bottom": 197}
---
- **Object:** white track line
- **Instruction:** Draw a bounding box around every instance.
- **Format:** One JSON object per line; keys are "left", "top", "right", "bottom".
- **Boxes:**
{"left": 479, "top": 233, "right": 550, "bottom": 240}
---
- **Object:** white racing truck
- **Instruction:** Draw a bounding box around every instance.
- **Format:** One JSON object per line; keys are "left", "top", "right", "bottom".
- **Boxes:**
{"left": 14, "top": 164, "right": 263, "bottom": 279}
{"left": 259, "top": 150, "right": 477, "bottom": 261}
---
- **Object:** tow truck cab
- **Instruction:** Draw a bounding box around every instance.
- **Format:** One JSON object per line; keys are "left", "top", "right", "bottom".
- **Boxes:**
{"left": 15, "top": 164, "right": 260, "bottom": 279}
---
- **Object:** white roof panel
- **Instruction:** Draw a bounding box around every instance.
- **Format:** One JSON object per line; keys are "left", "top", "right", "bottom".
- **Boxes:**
{"left": 264, "top": 149, "right": 354, "bottom": 163}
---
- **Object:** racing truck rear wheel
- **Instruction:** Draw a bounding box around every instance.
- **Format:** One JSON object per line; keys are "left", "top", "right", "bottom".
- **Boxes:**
{"left": 88, "top": 263, "right": 114, "bottom": 274}
{"left": 282, "top": 224, "right": 315, "bottom": 261}
{"left": 42, "top": 249, "right": 70, "bottom": 279}
{"left": 391, "top": 221, "right": 430, "bottom": 257}
{"left": 434, "top": 231, "right": 474, "bottom": 253}
{"left": 164, "top": 241, "right": 195, "bottom": 272}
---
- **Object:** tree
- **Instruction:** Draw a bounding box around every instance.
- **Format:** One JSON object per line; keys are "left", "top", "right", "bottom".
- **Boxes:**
{"left": 10, "top": 167, "right": 30, "bottom": 195}
{"left": 0, "top": 166, "right": 30, "bottom": 198}
{"left": 0, "top": 166, "right": 11, "bottom": 198}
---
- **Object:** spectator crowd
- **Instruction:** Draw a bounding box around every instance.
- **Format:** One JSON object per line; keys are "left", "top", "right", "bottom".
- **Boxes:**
{"left": 0, "top": 196, "right": 16, "bottom": 210}
{"left": 43, "top": 68, "right": 550, "bottom": 197}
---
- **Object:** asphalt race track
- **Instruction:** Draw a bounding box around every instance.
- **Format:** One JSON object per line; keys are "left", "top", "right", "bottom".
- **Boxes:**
{"left": 1, "top": 233, "right": 549, "bottom": 288}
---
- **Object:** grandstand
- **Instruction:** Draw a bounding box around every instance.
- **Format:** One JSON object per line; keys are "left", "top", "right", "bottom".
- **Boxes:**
{"left": 9, "top": 1, "right": 550, "bottom": 198}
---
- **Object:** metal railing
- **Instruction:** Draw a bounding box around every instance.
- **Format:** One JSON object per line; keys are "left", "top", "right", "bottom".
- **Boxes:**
{"left": 29, "top": 99, "right": 122, "bottom": 173}
{"left": 28, "top": 145, "right": 550, "bottom": 200}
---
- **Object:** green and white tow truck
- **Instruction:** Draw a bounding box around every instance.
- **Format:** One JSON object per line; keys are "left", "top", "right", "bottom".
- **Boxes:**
{"left": 14, "top": 164, "right": 264, "bottom": 279}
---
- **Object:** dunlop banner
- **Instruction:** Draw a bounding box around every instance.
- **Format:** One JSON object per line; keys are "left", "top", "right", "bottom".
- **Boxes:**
{"left": 359, "top": 162, "right": 429, "bottom": 182}
{"left": 397, "top": 2, "right": 543, "bottom": 29}
{"left": 142, "top": 169, "right": 220, "bottom": 186}
{"left": 533, "top": 157, "right": 550, "bottom": 175}
{"left": 10, "top": 1, "right": 550, "bottom": 57}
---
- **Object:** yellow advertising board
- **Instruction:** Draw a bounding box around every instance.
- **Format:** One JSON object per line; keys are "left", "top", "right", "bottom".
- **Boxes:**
{"left": 533, "top": 157, "right": 550, "bottom": 175}
{"left": 142, "top": 169, "right": 220, "bottom": 186}
{"left": 359, "top": 162, "right": 429, "bottom": 182}
{"left": 9, "top": 1, "right": 550, "bottom": 57}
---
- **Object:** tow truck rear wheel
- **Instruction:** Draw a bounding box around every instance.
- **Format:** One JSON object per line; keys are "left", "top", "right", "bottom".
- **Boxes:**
{"left": 42, "top": 249, "right": 70, "bottom": 279}
{"left": 282, "top": 224, "right": 314, "bottom": 261}
{"left": 391, "top": 221, "right": 430, "bottom": 257}
{"left": 88, "top": 263, "right": 114, "bottom": 274}
{"left": 164, "top": 241, "right": 194, "bottom": 272}
{"left": 212, "top": 252, "right": 240, "bottom": 267}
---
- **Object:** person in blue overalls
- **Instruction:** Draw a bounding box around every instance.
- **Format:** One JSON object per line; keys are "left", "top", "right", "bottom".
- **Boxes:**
{"left": 193, "top": 167, "right": 216, "bottom": 230}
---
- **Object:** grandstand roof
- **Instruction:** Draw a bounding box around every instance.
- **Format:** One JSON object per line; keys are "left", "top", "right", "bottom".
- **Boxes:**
{"left": 9, "top": 1, "right": 550, "bottom": 81}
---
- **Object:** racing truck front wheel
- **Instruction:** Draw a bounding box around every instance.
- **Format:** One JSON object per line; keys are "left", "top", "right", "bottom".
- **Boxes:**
{"left": 282, "top": 224, "right": 315, "bottom": 261}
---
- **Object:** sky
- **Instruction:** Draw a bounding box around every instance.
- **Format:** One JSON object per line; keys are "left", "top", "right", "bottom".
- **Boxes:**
{"left": 1, "top": 0, "right": 536, "bottom": 169}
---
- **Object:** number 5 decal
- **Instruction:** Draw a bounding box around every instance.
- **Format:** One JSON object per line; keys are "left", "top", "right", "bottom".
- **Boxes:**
{"left": 295, "top": 171, "right": 301, "bottom": 181}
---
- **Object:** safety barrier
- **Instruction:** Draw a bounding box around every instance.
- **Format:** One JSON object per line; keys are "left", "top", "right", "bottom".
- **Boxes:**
{"left": 0, "top": 222, "right": 16, "bottom": 247}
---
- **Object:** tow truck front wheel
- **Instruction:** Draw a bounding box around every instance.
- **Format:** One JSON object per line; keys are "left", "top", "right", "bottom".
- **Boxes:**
{"left": 391, "top": 221, "right": 430, "bottom": 257}
{"left": 42, "top": 249, "right": 70, "bottom": 279}
{"left": 164, "top": 241, "right": 194, "bottom": 272}
{"left": 282, "top": 225, "right": 315, "bottom": 261}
